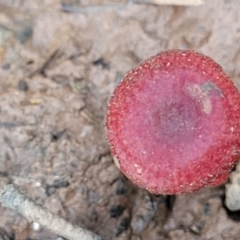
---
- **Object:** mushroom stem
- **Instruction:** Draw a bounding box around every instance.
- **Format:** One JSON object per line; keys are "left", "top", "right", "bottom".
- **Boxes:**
{"left": 0, "top": 184, "right": 103, "bottom": 240}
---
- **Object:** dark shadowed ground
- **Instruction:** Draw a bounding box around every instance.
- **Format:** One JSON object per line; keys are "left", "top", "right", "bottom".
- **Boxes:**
{"left": 0, "top": 0, "right": 240, "bottom": 239}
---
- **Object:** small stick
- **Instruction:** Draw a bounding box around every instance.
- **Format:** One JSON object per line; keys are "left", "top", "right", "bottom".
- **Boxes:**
{"left": 132, "top": 0, "right": 204, "bottom": 6}
{"left": 0, "top": 184, "right": 103, "bottom": 240}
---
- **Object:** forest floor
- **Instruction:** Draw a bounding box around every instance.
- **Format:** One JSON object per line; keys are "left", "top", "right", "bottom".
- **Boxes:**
{"left": 0, "top": 0, "right": 240, "bottom": 239}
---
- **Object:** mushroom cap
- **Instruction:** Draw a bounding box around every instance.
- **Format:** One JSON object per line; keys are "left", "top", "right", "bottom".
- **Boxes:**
{"left": 106, "top": 49, "right": 240, "bottom": 195}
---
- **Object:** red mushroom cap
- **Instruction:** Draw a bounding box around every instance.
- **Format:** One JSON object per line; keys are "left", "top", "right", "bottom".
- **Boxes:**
{"left": 106, "top": 49, "right": 240, "bottom": 195}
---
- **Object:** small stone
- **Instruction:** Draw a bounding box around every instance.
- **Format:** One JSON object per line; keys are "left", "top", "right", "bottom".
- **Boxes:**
{"left": 32, "top": 222, "right": 40, "bottom": 231}
{"left": 116, "top": 217, "right": 130, "bottom": 237}
{"left": 17, "top": 80, "right": 28, "bottom": 91}
{"left": 225, "top": 162, "right": 240, "bottom": 211}
{"left": 109, "top": 205, "right": 125, "bottom": 218}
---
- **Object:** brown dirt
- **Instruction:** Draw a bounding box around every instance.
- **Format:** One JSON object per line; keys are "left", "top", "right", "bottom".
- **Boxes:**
{"left": 0, "top": 0, "right": 240, "bottom": 239}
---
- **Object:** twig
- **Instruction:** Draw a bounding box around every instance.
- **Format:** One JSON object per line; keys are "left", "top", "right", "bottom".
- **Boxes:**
{"left": 132, "top": 0, "right": 204, "bottom": 6}
{"left": 0, "top": 184, "right": 103, "bottom": 240}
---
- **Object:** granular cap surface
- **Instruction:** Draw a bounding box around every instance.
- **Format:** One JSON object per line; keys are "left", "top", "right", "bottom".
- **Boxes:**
{"left": 106, "top": 50, "right": 240, "bottom": 195}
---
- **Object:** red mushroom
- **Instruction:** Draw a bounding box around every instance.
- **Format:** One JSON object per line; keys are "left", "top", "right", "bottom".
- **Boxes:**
{"left": 106, "top": 49, "right": 240, "bottom": 195}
